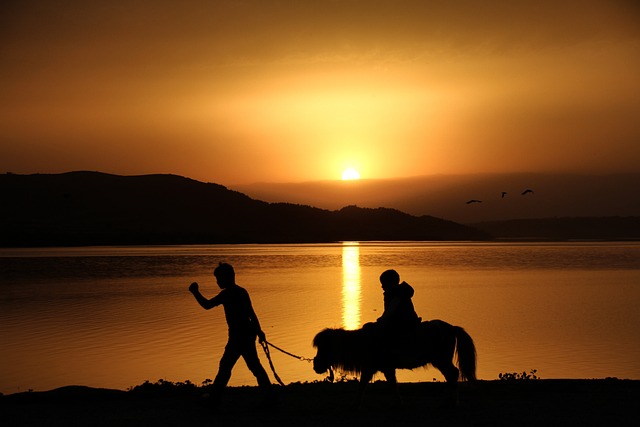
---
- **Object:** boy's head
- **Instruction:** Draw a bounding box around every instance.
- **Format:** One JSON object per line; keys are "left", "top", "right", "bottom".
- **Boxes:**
{"left": 379, "top": 269, "right": 400, "bottom": 291}
{"left": 214, "top": 262, "right": 235, "bottom": 288}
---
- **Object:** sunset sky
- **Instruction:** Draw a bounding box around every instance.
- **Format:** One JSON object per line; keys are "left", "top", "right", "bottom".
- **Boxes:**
{"left": 1, "top": 0, "right": 639, "bottom": 185}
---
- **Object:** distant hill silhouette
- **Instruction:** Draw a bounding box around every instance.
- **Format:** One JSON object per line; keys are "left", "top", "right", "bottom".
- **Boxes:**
{"left": 234, "top": 173, "right": 640, "bottom": 224}
{"left": 471, "top": 217, "right": 640, "bottom": 241}
{"left": 0, "top": 172, "right": 490, "bottom": 247}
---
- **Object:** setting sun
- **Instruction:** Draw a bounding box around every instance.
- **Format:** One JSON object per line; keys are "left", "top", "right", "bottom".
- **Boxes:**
{"left": 341, "top": 168, "right": 361, "bottom": 181}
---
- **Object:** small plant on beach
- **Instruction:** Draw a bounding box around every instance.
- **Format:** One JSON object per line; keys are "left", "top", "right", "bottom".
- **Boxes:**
{"left": 498, "top": 369, "right": 539, "bottom": 381}
{"left": 128, "top": 378, "right": 198, "bottom": 394}
{"left": 335, "top": 373, "right": 359, "bottom": 383}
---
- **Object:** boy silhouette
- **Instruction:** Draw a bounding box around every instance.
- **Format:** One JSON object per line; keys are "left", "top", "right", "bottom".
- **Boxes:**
{"left": 189, "top": 262, "right": 275, "bottom": 406}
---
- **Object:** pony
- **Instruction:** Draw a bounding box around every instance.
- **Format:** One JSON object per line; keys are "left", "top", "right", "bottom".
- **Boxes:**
{"left": 312, "top": 319, "right": 477, "bottom": 407}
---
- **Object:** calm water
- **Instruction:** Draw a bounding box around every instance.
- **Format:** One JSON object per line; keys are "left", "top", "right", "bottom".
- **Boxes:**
{"left": 1, "top": 242, "right": 639, "bottom": 394}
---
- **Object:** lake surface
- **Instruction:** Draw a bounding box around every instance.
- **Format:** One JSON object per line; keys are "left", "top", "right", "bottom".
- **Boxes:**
{"left": 1, "top": 242, "right": 639, "bottom": 394}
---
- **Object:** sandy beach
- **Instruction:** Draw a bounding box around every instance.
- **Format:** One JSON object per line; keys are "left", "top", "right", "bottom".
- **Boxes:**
{"left": 2, "top": 379, "right": 637, "bottom": 426}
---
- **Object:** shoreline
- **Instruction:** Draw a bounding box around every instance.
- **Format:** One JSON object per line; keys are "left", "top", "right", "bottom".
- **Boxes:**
{"left": 2, "top": 379, "right": 638, "bottom": 426}
{"left": 2, "top": 237, "right": 640, "bottom": 249}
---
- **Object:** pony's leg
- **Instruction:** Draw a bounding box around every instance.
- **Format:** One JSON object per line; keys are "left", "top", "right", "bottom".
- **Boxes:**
{"left": 433, "top": 361, "right": 460, "bottom": 409}
{"left": 354, "top": 370, "right": 374, "bottom": 408}
{"left": 382, "top": 369, "right": 402, "bottom": 407}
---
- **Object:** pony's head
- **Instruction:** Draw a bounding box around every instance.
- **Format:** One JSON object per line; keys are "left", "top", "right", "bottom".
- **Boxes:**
{"left": 312, "top": 328, "right": 336, "bottom": 374}
{"left": 313, "top": 326, "right": 370, "bottom": 377}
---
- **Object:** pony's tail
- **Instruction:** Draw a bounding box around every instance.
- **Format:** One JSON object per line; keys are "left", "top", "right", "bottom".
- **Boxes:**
{"left": 453, "top": 326, "right": 477, "bottom": 381}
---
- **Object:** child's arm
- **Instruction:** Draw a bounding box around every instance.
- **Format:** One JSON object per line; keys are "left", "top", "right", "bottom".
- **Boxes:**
{"left": 376, "top": 297, "right": 400, "bottom": 324}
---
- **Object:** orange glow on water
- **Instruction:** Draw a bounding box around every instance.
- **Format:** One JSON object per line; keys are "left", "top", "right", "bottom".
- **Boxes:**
{"left": 1, "top": 243, "right": 640, "bottom": 394}
{"left": 341, "top": 242, "right": 362, "bottom": 330}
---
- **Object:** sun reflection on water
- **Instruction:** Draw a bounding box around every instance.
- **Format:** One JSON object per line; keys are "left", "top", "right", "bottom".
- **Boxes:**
{"left": 341, "top": 242, "right": 361, "bottom": 330}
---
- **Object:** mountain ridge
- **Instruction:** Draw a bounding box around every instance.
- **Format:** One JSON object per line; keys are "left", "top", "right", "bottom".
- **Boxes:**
{"left": 0, "top": 171, "right": 490, "bottom": 246}
{"left": 470, "top": 216, "right": 640, "bottom": 241}
{"left": 234, "top": 172, "right": 640, "bottom": 224}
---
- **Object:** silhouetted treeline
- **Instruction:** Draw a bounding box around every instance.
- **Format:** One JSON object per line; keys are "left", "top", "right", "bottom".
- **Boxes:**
{"left": 471, "top": 217, "right": 640, "bottom": 241}
{"left": 0, "top": 172, "right": 490, "bottom": 247}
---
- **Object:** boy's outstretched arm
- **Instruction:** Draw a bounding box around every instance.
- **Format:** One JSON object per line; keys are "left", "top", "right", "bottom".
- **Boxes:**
{"left": 189, "top": 282, "right": 216, "bottom": 310}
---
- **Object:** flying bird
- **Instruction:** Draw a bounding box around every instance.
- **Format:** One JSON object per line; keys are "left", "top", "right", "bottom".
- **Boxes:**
{"left": 466, "top": 199, "right": 483, "bottom": 204}
{"left": 521, "top": 189, "right": 534, "bottom": 195}
{"left": 501, "top": 192, "right": 508, "bottom": 198}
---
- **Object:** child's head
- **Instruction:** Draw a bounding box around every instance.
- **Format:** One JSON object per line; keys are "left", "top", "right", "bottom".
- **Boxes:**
{"left": 214, "top": 262, "right": 235, "bottom": 288}
{"left": 379, "top": 269, "right": 400, "bottom": 291}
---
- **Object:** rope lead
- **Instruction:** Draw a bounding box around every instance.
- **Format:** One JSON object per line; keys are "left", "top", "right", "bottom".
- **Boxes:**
{"left": 259, "top": 340, "right": 313, "bottom": 387}
{"left": 265, "top": 340, "right": 313, "bottom": 362}
{"left": 260, "top": 340, "right": 286, "bottom": 386}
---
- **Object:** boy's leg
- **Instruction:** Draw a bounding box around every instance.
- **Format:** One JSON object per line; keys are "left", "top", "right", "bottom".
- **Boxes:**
{"left": 211, "top": 340, "right": 242, "bottom": 397}
{"left": 241, "top": 339, "right": 278, "bottom": 406}
{"left": 241, "top": 341, "right": 272, "bottom": 389}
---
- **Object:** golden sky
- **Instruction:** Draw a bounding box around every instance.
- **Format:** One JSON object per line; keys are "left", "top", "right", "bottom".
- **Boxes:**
{"left": 1, "top": 0, "right": 639, "bottom": 184}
